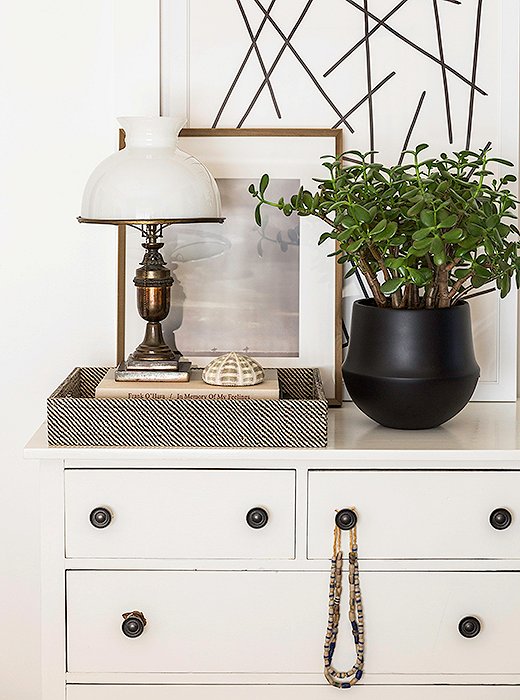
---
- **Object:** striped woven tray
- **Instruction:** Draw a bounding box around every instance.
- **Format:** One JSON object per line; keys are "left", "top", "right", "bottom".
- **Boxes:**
{"left": 47, "top": 367, "right": 328, "bottom": 448}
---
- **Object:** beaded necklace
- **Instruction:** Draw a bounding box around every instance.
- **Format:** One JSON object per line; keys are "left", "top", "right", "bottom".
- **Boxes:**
{"left": 323, "top": 511, "right": 364, "bottom": 688}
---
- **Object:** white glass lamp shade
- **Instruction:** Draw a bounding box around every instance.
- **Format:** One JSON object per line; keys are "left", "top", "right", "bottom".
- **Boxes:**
{"left": 80, "top": 116, "right": 222, "bottom": 222}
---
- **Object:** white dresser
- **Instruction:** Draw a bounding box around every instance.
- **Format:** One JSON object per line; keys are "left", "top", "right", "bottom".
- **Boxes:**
{"left": 25, "top": 402, "right": 520, "bottom": 699}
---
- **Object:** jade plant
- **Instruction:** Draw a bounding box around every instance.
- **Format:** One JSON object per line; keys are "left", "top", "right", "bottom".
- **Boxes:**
{"left": 249, "top": 145, "right": 520, "bottom": 308}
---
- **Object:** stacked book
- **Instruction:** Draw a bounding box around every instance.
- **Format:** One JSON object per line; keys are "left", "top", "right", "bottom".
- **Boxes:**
{"left": 95, "top": 368, "right": 280, "bottom": 400}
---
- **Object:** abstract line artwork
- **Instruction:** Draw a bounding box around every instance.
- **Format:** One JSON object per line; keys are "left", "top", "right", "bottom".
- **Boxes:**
{"left": 186, "top": 0, "right": 495, "bottom": 158}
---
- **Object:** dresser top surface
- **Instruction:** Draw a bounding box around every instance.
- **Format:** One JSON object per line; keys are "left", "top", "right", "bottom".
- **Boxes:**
{"left": 24, "top": 401, "right": 520, "bottom": 461}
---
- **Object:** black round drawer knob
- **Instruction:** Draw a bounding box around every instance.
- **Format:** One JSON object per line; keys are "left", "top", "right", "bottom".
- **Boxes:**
{"left": 89, "top": 507, "right": 112, "bottom": 529}
{"left": 335, "top": 509, "right": 357, "bottom": 531}
{"left": 490, "top": 508, "right": 512, "bottom": 530}
{"left": 246, "top": 507, "right": 269, "bottom": 529}
{"left": 122, "top": 611, "right": 147, "bottom": 638}
{"left": 458, "top": 616, "right": 481, "bottom": 638}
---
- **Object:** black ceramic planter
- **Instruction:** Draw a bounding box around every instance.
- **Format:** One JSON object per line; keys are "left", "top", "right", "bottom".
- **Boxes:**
{"left": 343, "top": 299, "right": 480, "bottom": 430}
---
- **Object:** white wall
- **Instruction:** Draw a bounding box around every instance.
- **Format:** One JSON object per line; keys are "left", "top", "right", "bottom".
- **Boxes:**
{"left": 0, "top": 2, "right": 118, "bottom": 697}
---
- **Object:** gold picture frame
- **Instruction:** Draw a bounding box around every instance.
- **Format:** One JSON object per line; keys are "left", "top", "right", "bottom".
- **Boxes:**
{"left": 116, "top": 128, "right": 344, "bottom": 405}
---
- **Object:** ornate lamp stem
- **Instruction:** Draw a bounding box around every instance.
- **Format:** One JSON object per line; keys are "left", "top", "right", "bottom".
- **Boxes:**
{"left": 126, "top": 224, "right": 178, "bottom": 367}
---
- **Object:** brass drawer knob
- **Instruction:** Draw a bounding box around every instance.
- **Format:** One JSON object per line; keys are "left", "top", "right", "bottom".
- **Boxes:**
{"left": 489, "top": 508, "right": 512, "bottom": 530}
{"left": 122, "top": 611, "right": 147, "bottom": 638}
{"left": 458, "top": 616, "right": 481, "bottom": 638}
{"left": 89, "top": 507, "right": 112, "bottom": 529}
{"left": 246, "top": 507, "right": 269, "bottom": 529}
{"left": 335, "top": 509, "right": 357, "bottom": 531}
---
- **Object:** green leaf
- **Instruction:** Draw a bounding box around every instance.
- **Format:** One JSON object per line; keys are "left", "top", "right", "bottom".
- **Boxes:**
{"left": 352, "top": 204, "right": 372, "bottom": 223}
{"left": 420, "top": 209, "right": 435, "bottom": 228}
{"left": 302, "top": 191, "right": 313, "bottom": 208}
{"left": 248, "top": 183, "right": 257, "bottom": 195}
{"left": 254, "top": 204, "right": 262, "bottom": 227}
{"left": 442, "top": 228, "right": 463, "bottom": 243}
{"left": 430, "top": 236, "right": 446, "bottom": 265}
{"left": 407, "top": 201, "right": 424, "bottom": 217}
{"left": 500, "top": 274, "right": 512, "bottom": 298}
{"left": 437, "top": 214, "right": 458, "bottom": 229}
{"left": 259, "top": 174, "right": 269, "bottom": 195}
{"left": 344, "top": 266, "right": 358, "bottom": 279}
{"left": 483, "top": 238, "right": 495, "bottom": 256}
{"left": 467, "top": 223, "right": 487, "bottom": 237}
{"left": 380, "top": 277, "right": 406, "bottom": 295}
{"left": 408, "top": 267, "right": 432, "bottom": 286}
{"left": 384, "top": 222, "right": 398, "bottom": 238}
{"left": 412, "top": 228, "right": 432, "bottom": 241}
{"left": 370, "top": 219, "right": 387, "bottom": 235}
{"left": 435, "top": 181, "right": 450, "bottom": 194}
{"left": 489, "top": 157, "right": 515, "bottom": 167}
{"left": 318, "top": 232, "right": 332, "bottom": 245}
{"left": 386, "top": 257, "right": 407, "bottom": 270}
{"left": 411, "top": 239, "right": 432, "bottom": 255}
{"left": 345, "top": 239, "right": 365, "bottom": 253}
{"left": 474, "top": 264, "right": 492, "bottom": 279}
{"left": 282, "top": 204, "right": 292, "bottom": 216}
{"left": 485, "top": 214, "right": 500, "bottom": 229}
{"left": 388, "top": 235, "right": 407, "bottom": 246}
{"left": 472, "top": 276, "right": 487, "bottom": 288}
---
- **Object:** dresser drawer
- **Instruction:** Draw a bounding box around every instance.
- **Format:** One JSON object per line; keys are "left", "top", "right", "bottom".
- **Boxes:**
{"left": 66, "top": 686, "right": 520, "bottom": 699}
{"left": 67, "top": 570, "right": 520, "bottom": 675}
{"left": 308, "top": 471, "right": 520, "bottom": 559}
{"left": 65, "top": 469, "right": 295, "bottom": 559}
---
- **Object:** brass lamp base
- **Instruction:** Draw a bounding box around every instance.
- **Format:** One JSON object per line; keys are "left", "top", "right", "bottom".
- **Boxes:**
{"left": 115, "top": 222, "right": 193, "bottom": 383}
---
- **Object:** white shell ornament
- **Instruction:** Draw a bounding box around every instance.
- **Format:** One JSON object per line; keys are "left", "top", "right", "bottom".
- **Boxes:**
{"left": 202, "top": 352, "right": 265, "bottom": 386}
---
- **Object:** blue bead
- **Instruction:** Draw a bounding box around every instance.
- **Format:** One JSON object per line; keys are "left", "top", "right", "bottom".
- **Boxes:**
{"left": 356, "top": 670, "right": 363, "bottom": 680}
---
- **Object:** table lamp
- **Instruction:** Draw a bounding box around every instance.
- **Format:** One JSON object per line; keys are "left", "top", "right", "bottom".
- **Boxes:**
{"left": 78, "top": 116, "right": 224, "bottom": 381}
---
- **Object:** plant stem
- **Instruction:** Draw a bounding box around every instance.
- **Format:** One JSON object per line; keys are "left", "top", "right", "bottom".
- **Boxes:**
{"left": 448, "top": 272, "right": 473, "bottom": 299}
{"left": 437, "top": 265, "right": 450, "bottom": 307}
{"left": 358, "top": 254, "right": 387, "bottom": 307}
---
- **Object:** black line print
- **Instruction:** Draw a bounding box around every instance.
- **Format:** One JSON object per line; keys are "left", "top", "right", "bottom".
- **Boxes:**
{"left": 398, "top": 90, "right": 427, "bottom": 165}
{"left": 363, "top": 0, "right": 375, "bottom": 160}
{"left": 236, "top": 0, "right": 281, "bottom": 120}
{"left": 212, "top": 0, "right": 277, "bottom": 128}
{"left": 432, "top": 0, "right": 453, "bottom": 143}
{"left": 240, "top": 0, "right": 355, "bottom": 132}
{"left": 332, "top": 72, "right": 396, "bottom": 130}
{"left": 466, "top": 0, "right": 484, "bottom": 150}
{"left": 343, "top": 0, "right": 487, "bottom": 96}
{"left": 324, "top": 0, "right": 410, "bottom": 78}
{"left": 236, "top": 0, "right": 315, "bottom": 128}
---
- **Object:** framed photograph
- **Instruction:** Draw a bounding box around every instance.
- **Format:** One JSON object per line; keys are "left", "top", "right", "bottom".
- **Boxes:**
{"left": 119, "top": 128, "right": 344, "bottom": 404}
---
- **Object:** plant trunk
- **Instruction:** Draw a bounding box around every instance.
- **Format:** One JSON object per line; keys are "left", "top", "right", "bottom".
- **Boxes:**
{"left": 437, "top": 265, "right": 450, "bottom": 308}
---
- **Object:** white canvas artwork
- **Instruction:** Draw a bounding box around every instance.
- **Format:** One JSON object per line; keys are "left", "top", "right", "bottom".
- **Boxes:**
{"left": 160, "top": 177, "right": 301, "bottom": 358}
{"left": 161, "top": 0, "right": 519, "bottom": 399}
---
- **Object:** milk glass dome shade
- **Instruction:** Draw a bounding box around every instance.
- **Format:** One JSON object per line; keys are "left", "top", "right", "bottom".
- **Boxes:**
{"left": 80, "top": 116, "right": 222, "bottom": 223}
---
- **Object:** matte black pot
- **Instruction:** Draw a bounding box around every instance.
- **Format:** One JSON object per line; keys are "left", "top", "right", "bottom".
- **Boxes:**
{"left": 343, "top": 299, "right": 480, "bottom": 430}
